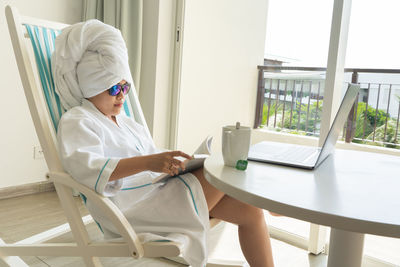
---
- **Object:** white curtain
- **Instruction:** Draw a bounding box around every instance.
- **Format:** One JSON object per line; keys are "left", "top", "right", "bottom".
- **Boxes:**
{"left": 83, "top": 0, "right": 143, "bottom": 95}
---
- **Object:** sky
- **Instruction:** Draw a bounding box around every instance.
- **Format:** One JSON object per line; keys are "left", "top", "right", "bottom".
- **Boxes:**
{"left": 265, "top": 0, "right": 400, "bottom": 69}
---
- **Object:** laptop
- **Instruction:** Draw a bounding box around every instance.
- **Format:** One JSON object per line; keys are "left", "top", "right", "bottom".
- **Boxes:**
{"left": 248, "top": 83, "right": 360, "bottom": 169}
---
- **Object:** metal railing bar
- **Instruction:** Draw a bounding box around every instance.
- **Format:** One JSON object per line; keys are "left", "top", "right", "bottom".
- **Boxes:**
{"left": 395, "top": 101, "right": 400, "bottom": 143}
{"left": 289, "top": 80, "right": 296, "bottom": 129}
{"left": 253, "top": 68, "right": 265, "bottom": 128}
{"left": 345, "top": 68, "right": 400, "bottom": 74}
{"left": 274, "top": 79, "right": 280, "bottom": 128}
{"left": 352, "top": 92, "right": 359, "bottom": 140}
{"left": 281, "top": 80, "right": 288, "bottom": 128}
{"left": 314, "top": 82, "right": 321, "bottom": 135}
{"left": 384, "top": 84, "right": 392, "bottom": 141}
{"left": 305, "top": 81, "right": 312, "bottom": 133}
{"left": 297, "top": 80, "right": 304, "bottom": 131}
{"left": 360, "top": 82, "right": 397, "bottom": 87}
{"left": 258, "top": 65, "right": 400, "bottom": 74}
{"left": 362, "top": 83, "right": 371, "bottom": 140}
{"left": 259, "top": 65, "right": 326, "bottom": 72}
{"left": 266, "top": 79, "right": 273, "bottom": 127}
{"left": 372, "top": 84, "right": 381, "bottom": 142}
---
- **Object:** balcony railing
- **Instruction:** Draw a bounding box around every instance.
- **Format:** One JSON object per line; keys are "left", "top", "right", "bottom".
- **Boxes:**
{"left": 254, "top": 65, "right": 400, "bottom": 149}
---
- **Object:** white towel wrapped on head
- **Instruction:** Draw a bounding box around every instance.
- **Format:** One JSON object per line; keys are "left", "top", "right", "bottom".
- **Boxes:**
{"left": 52, "top": 19, "right": 133, "bottom": 110}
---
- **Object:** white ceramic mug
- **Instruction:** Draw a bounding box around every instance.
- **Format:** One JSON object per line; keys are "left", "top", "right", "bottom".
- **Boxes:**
{"left": 222, "top": 122, "right": 251, "bottom": 167}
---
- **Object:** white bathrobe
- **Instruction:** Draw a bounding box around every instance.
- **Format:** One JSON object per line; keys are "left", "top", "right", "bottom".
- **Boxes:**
{"left": 57, "top": 99, "right": 209, "bottom": 267}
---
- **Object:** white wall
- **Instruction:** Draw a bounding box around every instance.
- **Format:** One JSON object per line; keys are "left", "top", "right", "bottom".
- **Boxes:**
{"left": 0, "top": 0, "right": 268, "bottom": 188}
{"left": 177, "top": 0, "right": 269, "bottom": 153}
{"left": 139, "top": 0, "right": 175, "bottom": 149}
{"left": 0, "top": 0, "right": 83, "bottom": 188}
{"left": 152, "top": 0, "right": 175, "bottom": 149}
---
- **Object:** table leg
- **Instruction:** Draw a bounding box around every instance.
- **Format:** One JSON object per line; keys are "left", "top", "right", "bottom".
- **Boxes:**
{"left": 327, "top": 228, "right": 365, "bottom": 267}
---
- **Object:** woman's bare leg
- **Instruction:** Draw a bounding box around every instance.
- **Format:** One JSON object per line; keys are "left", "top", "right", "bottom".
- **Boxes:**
{"left": 191, "top": 168, "right": 225, "bottom": 211}
{"left": 191, "top": 168, "right": 274, "bottom": 267}
{"left": 210, "top": 195, "right": 274, "bottom": 267}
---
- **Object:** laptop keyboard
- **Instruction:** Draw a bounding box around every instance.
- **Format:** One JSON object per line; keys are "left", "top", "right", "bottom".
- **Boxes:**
{"left": 249, "top": 141, "right": 321, "bottom": 165}
{"left": 276, "top": 146, "right": 318, "bottom": 162}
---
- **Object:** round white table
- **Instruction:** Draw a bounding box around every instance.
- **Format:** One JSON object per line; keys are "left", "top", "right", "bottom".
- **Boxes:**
{"left": 203, "top": 149, "right": 400, "bottom": 267}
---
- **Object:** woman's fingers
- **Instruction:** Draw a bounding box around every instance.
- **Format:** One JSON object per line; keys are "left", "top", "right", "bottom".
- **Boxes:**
{"left": 152, "top": 150, "right": 191, "bottom": 175}
{"left": 167, "top": 159, "right": 184, "bottom": 175}
{"left": 167, "top": 151, "right": 191, "bottom": 172}
{"left": 169, "top": 150, "right": 192, "bottom": 160}
{"left": 171, "top": 158, "right": 186, "bottom": 170}
{"left": 160, "top": 157, "right": 180, "bottom": 175}
{"left": 162, "top": 163, "right": 175, "bottom": 176}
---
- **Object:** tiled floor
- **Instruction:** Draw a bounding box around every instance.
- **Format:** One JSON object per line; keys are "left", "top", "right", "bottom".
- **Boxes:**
{"left": 0, "top": 191, "right": 398, "bottom": 266}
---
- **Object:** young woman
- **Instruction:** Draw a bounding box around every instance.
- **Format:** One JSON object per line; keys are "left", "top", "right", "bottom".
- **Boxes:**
{"left": 53, "top": 20, "right": 274, "bottom": 267}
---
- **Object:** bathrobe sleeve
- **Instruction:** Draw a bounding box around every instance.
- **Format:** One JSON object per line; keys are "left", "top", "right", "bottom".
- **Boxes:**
{"left": 57, "top": 113, "right": 122, "bottom": 197}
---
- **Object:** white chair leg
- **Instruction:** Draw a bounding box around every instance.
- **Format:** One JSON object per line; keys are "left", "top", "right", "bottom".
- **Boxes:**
{"left": 55, "top": 184, "right": 103, "bottom": 267}
{"left": 0, "top": 238, "right": 29, "bottom": 267}
{"left": 83, "top": 256, "right": 103, "bottom": 267}
{"left": 0, "top": 256, "right": 29, "bottom": 267}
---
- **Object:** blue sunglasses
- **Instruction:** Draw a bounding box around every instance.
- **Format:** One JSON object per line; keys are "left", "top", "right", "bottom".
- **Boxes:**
{"left": 108, "top": 82, "right": 131, "bottom": 96}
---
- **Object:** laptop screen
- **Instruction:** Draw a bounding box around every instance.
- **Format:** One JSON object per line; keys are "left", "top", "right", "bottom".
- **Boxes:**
{"left": 315, "top": 83, "right": 360, "bottom": 167}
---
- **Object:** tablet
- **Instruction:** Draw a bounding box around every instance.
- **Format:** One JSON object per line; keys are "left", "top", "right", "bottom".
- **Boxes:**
{"left": 152, "top": 154, "right": 209, "bottom": 184}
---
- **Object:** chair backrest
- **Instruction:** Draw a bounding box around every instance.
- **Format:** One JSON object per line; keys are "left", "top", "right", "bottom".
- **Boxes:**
{"left": 5, "top": 5, "right": 151, "bottom": 173}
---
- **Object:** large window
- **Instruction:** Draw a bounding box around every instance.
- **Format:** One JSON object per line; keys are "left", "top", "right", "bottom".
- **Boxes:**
{"left": 258, "top": 0, "right": 400, "bottom": 149}
{"left": 265, "top": 0, "right": 333, "bottom": 67}
{"left": 255, "top": 0, "right": 400, "bottom": 266}
{"left": 261, "top": 1, "right": 400, "bottom": 265}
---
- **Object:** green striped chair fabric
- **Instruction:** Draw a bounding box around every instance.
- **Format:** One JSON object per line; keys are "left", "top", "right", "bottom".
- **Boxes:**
{"left": 24, "top": 23, "right": 134, "bottom": 234}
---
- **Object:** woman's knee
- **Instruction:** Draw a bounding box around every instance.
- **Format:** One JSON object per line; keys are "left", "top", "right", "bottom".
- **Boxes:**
{"left": 240, "top": 205, "right": 265, "bottom": 226}
{"left": 252, "top": 206, "right": 265, "bottom": 223}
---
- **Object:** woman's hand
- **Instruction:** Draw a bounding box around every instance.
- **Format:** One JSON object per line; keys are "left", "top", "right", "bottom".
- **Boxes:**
{"left": 146, "top": 151, "right": 192, "bottom": 176}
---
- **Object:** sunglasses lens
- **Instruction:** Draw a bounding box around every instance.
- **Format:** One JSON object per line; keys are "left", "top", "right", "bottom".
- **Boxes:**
{"left": 122, "top": 84, "right": 130, "bottom": 95}
{"left": 109, "top": 85, "right": 120, "bottom": 96}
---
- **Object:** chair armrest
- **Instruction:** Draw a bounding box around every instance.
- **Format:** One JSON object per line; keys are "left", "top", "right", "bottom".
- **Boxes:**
{"left": 48, "top": 171, "right": 145, "bottom": 258}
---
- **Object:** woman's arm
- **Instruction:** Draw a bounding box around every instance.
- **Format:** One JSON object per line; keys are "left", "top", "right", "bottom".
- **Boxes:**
{"left": 109, "top": 151, "right": 192, "bottom": 181}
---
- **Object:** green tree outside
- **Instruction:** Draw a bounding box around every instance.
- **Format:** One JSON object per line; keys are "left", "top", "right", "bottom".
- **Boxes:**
{"left": 261, "top": 98, "right": 400, "bottom": 149}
